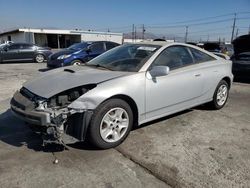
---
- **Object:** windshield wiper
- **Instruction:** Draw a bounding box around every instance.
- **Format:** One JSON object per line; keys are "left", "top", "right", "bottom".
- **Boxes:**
{"left": 85, "top": 64, "right": 113, "bottom": 71}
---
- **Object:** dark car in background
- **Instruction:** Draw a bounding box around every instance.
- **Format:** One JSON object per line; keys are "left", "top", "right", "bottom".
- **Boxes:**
{"left": 232, "top": 34, "right": 250, "bottom": 78}
{"left": 47, "top": 41, "right": 119, "bottom": 68}
{"left": 0, "top": 43, "right": 52, "bottom": 63}
{"left": 202, "top": 42, "right": 234, "bottom": 57}
{"left": 232, "top": 52, "right": 250, "bottom": 76}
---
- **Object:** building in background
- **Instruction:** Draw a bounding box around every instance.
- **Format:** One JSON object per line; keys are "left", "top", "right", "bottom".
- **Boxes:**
{"left": 0, "top": 28, "right": 123, "bottom": 48}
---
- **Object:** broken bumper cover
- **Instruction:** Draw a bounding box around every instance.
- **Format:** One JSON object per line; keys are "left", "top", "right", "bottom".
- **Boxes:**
{"left": 10, "top": 91, "right": 51, "bottom": 126}
{"left": 10, "top": 90, "right": 93, "bottom": 145}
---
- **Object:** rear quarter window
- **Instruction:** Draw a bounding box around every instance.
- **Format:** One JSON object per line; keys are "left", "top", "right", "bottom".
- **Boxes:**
{"left": 106, "top": 42, "right": 119, "bottom": 50}
{"left": 189, "top": 47, "right": 216, "bottom": 63}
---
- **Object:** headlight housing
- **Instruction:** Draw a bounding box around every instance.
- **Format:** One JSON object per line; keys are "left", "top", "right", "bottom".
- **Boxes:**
{"left": 57, "top": 54, "right": 71, "bottom": 59}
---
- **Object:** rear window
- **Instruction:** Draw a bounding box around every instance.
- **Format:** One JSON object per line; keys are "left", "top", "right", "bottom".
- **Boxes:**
{"left": 106, "top": 42, "right": 119, "bottom": 50}
{"left": 236, "top": 52, "right": 250, "bottom": 61}
{"left": 189, "top": 47, "right": 216, "bottom": 63}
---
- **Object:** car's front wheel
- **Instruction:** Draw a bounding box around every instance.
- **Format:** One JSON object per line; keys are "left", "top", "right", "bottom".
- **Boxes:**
{"left": 71, "top": 60, "right": 84, "bottom": 66}
{"left": 35, "top": 54, "right": 45, "bottom": 63}
{"left": 210, "top": 80, "right": 229, "bottom": 109}
{"left": 89, "top": 99, "right": 133, "bottom": 149}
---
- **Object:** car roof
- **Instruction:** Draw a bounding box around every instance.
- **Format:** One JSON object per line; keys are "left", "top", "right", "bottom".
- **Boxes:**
{"left": 82, "top": 41, "right": 118, "bottom": 45}
{"left": 135, "top": 41, "right": 170, "bottom": 46}
{"left": 9, "top": 42, "right": 34, "bottom": 46}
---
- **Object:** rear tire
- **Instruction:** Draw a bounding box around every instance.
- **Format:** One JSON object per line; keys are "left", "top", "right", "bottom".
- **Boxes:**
{"left": 88, "top": 99, "right": 133, "bottom": 149}
{"left": 35, "top": 54, "right": 45, "bottom": 63}
{"left": 209, "top": 80, "right": 229, "bottom": 110}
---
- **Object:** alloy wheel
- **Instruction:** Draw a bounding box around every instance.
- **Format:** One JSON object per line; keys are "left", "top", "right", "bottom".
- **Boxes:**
{"left": 100, "top": 107, "right": 129, "bottom": 143}
{"left": 216, "top": 84, "right": 228, "bottom": 106}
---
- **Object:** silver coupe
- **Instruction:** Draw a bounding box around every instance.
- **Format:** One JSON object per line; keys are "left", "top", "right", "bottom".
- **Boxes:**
{"left": 11, "top": 42, "right": 233, "bottom": 149}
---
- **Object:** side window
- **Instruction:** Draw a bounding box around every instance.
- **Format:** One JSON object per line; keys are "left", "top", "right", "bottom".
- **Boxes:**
{"left": 105, "top": 42, "right": 118, "bottom": 50}
{"left": 152, "top": 46, "right": 194, "bottom": 70}
{"left": 90, "top": 42, "right": 105, "bottom": 53}
{"left": 8, "top": 44, "right": 21, "bottom": 50}
{"left": 189, "top": 47, "right": 215, "bottom": 63}
{"left": 22, "top": 44, "right": 34, "bottom": 49}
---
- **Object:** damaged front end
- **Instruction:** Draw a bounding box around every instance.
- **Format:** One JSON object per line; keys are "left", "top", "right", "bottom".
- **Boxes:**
{"left": 11, "top": 85, "right": 96, "bottom": 145}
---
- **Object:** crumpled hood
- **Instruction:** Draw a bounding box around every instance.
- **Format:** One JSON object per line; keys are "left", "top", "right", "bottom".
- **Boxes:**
{"left": 23, "top": 66, "right": 131, "bottom": 98}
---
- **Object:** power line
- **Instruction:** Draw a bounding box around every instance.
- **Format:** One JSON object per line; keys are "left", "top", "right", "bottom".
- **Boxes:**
{"left": 188, "top": 27, "right": 231, "bottom": 34}
{"left": 146, "top": 18, "right": 233, "bottom": 29}
{"left": 189, "top": 32, "right": 232, "bottom": 37}
{"left": 146, "top": 13, "right": 235, "bottom": 26}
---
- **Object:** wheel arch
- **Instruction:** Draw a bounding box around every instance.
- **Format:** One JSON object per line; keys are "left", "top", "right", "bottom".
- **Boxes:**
{"left": 221, "top": 76, "right": 231, "bottom": 89}
{"left": 106, "top": 94, "right": 139, "bottom": 128}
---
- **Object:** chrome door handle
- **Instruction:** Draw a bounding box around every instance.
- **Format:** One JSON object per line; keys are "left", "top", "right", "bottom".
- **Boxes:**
{"left": 194, "top": 74, "right": 201, "bottom": 77}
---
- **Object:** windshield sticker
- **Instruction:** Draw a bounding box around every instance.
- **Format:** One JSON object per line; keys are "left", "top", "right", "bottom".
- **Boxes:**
{"left": 138, "top": 46, "right": 157, "bottom": 51}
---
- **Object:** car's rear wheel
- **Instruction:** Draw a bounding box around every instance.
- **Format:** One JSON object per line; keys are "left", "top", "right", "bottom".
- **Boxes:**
{"left": 210, "top": 80, "right": 229, "bottom": 109}
{"left": 35, "top": 54, "right": 45, "bottom": 63}
{"left": 88, "top": 99, "right": 133, "bottom": 149}
{"left": 71, "top": 60, "right": 84, "bottom": 66}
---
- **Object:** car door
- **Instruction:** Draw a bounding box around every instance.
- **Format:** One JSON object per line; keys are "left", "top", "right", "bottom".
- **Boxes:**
{"left": 188, "top": 47, "right": 220, "bottom": 97}
{"left": 19, "top": 44, "right": 35, "bottom": 60}
{"left": 87, "top": 42, "right": 105, "bottom": 61}
{"left": 145, "top": 45, "right": 204, "bottom": 120}
{"left": 1, "top": 44, "right": 21, "bottom": 62}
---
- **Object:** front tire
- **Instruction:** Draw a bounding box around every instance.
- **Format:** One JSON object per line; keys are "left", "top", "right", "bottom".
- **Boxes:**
{"left": 89, "top": 99, "right": 133, "bottom": 149}
{"left": 71, "top": 60, "right": 84, "bottom": 66}
{"left": 209, "top": 80, "right": 229, "bottom": 110}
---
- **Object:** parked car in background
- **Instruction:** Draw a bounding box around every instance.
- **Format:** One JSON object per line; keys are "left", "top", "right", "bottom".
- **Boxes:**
{"left": 221, "top": 43, "right": 234, "bottom": 57}
{"left": 0, "top": 43, "right": 52, "bottom": 63}
{"left": 203, "top": 42, "right": 221, "bottom": 53}
{"left": 47, "top": 41, "right": 119, "bottom": 68}
{"left": 11, "top": 42, "right": 233, "bottom": 149}
{"left": 232, "top": 34, "right": 250, "bottom": 78}
{"left": 212, "top": 52, "right": 230, "bottom": 60}
{"left": 0, "top": 41, "right": 14, "bottom": 48}
{"left": 231, "top": 52, "right": 250, "bottom": 76}
{"left": 202, "top": 42, "right": 234, "bottom": 57}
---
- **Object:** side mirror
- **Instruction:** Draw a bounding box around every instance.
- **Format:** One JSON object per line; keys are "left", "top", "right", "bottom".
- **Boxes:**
{"left": 149, "top": 66, "right": 170, "bottom": 77}
{"left": 85, "top": 47, "right": 91, "bottom": 54}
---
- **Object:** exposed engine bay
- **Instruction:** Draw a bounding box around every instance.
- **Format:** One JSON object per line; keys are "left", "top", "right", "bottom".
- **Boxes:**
{"left": 11, "top": 85, "right": 96, "bottom": 146}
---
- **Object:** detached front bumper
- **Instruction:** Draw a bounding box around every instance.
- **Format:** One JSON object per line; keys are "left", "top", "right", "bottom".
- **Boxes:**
{"left": 11, "top": 91, "right": 50, "bottom": 126}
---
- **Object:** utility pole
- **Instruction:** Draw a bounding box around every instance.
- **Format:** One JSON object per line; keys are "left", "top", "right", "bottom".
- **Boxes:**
{"left": 142, "top": 24, "right": 146, "bottom": 40}
{"left": 235, "top": 28, "right": 239, "bottom": 38}
{"left": 135, "top": 26, "right": 137, "bottom": 41}
{"left": 231, "top": 13, "right": 236, "bottom": 42}
{"left": 184, "top": 26, "right": 188, "bottom": 43}
{"left": 132, "top": 24, "right": 134, "bottom": 42}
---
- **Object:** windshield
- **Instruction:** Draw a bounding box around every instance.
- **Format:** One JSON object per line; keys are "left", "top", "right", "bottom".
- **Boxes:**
{"left": 68, "top": 43, "right": 88, "bottom": 50}
{"left": 86, "top": 44, "right": 160, "bottom": 72}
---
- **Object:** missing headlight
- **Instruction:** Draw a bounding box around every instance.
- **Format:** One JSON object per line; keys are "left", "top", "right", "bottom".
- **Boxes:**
{"left": 47, "top": 84, "right": 96, "bottom": 108}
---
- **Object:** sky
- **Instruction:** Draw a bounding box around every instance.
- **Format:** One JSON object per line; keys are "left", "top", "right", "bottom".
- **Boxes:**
{"left": 0, "top": 0, "right": 249, "bottom": 41}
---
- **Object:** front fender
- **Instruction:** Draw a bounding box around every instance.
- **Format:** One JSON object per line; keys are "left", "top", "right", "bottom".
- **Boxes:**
{"left": 68, "top": 72, "right": 146, "bottom": 122}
